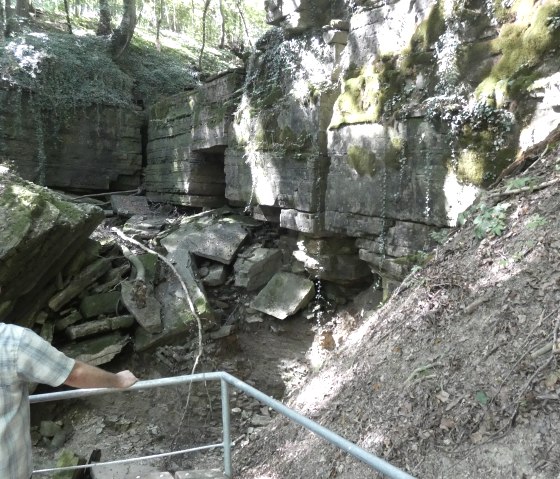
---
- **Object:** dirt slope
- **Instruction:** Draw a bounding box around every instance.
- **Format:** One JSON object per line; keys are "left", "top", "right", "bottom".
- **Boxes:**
{"left": 32, "top": 146, "right": 560, "bottom": 478}
{"left": 233, "top": 146, "right": 560, "bottom": 478}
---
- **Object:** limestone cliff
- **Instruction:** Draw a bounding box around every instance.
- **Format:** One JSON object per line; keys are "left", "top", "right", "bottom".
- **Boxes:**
{"left": 145, "top": 0, "right": 560, "bottom": 291}
{"left": 2, "top": 0, "right": 560, "bottom": 294}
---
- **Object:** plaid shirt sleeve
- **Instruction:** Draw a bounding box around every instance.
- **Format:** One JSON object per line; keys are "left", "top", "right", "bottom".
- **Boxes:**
{"left": 1, "top": 324, "right": 75, "bottom": 479}
{"left": 16, "top": 327, "right": 75, "bottom": 386}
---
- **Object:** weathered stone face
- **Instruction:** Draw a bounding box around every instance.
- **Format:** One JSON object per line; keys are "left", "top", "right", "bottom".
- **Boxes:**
{"left": 0, "top": 171, "right": 104, "bottom": 323}
{"left": 145, "top": 71, "right": 244, "bottom": 208}
{"left": 326, "top": 121, "right": 454, "bottom": 228}
{"left": 0, "top": 90, "right": 143, "bottom": 191}
{"left": 264, "top": 0, "right": 333, "bottom": 31}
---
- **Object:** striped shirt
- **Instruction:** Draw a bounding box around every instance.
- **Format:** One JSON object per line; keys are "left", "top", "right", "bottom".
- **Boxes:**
{"left": 0, "top": 323, "right": 75, "bottom": 479}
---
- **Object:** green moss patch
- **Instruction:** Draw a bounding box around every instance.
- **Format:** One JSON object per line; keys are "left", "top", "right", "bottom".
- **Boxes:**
{"left": 347, "top": 145, "right": 377, "bottom": 176}
{"left": 330, "top": 57, "right": 404, "bottom": 129}
{"left": 410, "top": 3, "right": 445, "bottom": 52}
{"left": 475, "top": 1, "right": 560, "bottom": 102}
{"left": 455, "top": 133, "right": 516, "bottom": 187}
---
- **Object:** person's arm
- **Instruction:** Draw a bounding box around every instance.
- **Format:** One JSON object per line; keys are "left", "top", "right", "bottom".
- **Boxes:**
{"left": 64, "top": 360, "right": 138, "bottom": 389}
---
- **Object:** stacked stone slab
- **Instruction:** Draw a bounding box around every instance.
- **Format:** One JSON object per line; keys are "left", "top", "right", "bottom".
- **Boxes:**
{"left": 145, "top": 70, "right": 244, "bottom": 208}
{"left": 144, "top": 0, "right": 560, "bottom": 291}
{"left": 265, "top": 0, "right": 333, "bottom": 32}
{"left": 0, "top": 90, "right": 143, "bottom": 191}
{"left": 0, "top": 171, "right": 104, "bottom": 324}
{"left": 225, "top": 29, "right": 338, "bottom": 236}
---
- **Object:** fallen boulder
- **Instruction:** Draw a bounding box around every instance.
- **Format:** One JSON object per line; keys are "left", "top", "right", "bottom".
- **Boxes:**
{"left": 0, "top": 170, "right": 104, "bottom": 324}
{"left": 251, "top": 272, "right": 315, "bottom": 320}
{"left": 234, "top": 246, "right": 283, "bottom": 291}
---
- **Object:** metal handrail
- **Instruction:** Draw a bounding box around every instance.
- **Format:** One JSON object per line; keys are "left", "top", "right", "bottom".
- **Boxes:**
{"left": 30, "top": 371, "right": 416, "bottom": 479}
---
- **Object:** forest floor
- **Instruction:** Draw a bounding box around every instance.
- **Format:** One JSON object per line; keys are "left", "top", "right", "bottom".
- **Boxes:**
{"left": 33, "top": 143, "right": 560, "bottom": 478}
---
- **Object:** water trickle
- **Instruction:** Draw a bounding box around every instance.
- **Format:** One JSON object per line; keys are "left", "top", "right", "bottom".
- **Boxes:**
{"left": 421, "top": 134, "right": 433, "bottom": 221}
{"left": 243, "top": 147, "right": 258, "bottom": 214}
{"left": 13, "top": 88, "right": 23, "bottom": 137}
{"left": 379, "top": 162, "right": 388, "bottom": 262}
{"left": 396, "top": 137, "right": 408, "bottom": 202}
{"left": 31, "top": 93, "right": 47, "bottom": 186}
{"left": 312, "top": 276, "right": 325, "bottom": 325}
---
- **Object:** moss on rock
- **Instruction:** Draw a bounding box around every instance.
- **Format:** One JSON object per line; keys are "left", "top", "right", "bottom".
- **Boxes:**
{"left": 330, "top": 57, "right": 404, "bottom": 128}
{"left": 475, "top": 1, "right": 560, "bottom": 103}
{"left": 347, "top": 145, "right": 376, "bottom": 176}
{"left": 410, "top": 3, "right": 445, "bottom": 52}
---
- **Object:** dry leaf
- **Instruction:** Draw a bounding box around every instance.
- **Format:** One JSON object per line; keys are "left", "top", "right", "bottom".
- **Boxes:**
{"left": 545, "top": 371, "right": 560, "bottom": 389}
{"left": 439, "top": 417, "right": 455, "bottom": 431}
{"left": 470, "top": 431, "right": 484, "bottom": 444}
{"left": 436, "top": 390, "right": 450, "bottom": 403}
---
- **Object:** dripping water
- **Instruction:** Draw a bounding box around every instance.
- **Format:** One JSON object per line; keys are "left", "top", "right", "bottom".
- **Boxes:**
{"left": 31, "top": 93, "right": 47, "bottom": 186}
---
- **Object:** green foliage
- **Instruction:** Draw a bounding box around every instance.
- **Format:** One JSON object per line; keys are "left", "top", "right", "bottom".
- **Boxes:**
{"left": 347, "top": 145, "right": 376, "bottom": 176}
{"left": 0, "top": 19, "right": 244, "bottom": 112}
{"left": 1, "top": 33, "right": 135, "bottom": 109}
{"left": 31, "top": 0, "right": 269, "bottom": 49}
{"left": 525, "top": 213, "right": 548, "bottom": 231}
{"left": 472, "top": 202, "right": 510, "bottom": 239}
{"left": 504, "top": 176, "right": 537, "bottom": 192}
{"left": 475, "top": 390, "right": 489, "bottom": 405}
{"left": 430, "top": 229, "right": 449, "bottom": 245}
{"left": 117, "top": 35, "right": 202, "bottom": 101}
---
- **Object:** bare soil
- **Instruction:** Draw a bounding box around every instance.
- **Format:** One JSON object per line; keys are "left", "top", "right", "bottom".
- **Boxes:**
{"left": 33, "top": 144, "right": 560, "bottom": 478}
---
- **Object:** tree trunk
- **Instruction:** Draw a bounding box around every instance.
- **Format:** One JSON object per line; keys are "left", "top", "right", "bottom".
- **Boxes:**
{"left": 63, "top": 0, "right": 73, "bottom": 33}
{"left": 96, "top": 0, "right": 112, "bottom": 35}
{"left": 155, "top": 0, "right": 163, "bottom": 50}
{"left": 235, "top": 0, "right": 252, "bottom": 48}
{"left": 111, "top": 0, "right": 136, "bottom": 58}
{"left": 15, "top": 0, "right": 29, "bottom": 17}
{"left": 0, "top": 0, "right": 5, "bottom": 37}
{"left": 218, "top": 0, "right": 225, "bottom": 49}
{"left": 5, "top": 0, "right": 14, "bottom": 36}
{"left": 198, "top": 0, "right": 211, "bottom": 70}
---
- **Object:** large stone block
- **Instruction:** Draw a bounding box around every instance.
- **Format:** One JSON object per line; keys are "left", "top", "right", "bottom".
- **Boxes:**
{"left": 346, "top": 0, "right": 435, "bottom": 63}
{"left": 0, "top": 171, "right": 104, "bottom": 323}
{"left": 234, "top": 247, "right": 283, "bottom": 290}
{"left": 0, "top": 91, "right": 143, "bottom": 191}
{"left": 265, "top": 0, "right": 332, "bottom": 31}
{"left": 280, "top": 209, "right": 325, "bottom": 235}
{"left": 146, "top": 72, "right": 243, "bottom": 206}
{"left": 326, "top": 121, "right": 453, "bottom": 228}
{"left": 225, "top": 149, "right": 329, "bottom": 212}
{"left": 293, "top": 236, "right": 371, "bottom": 284}
{"left": 251, "top": 272, "right": 315, "bottom": 319}
{"left": 356, "top": 221, "right": 439, "bottom": 258}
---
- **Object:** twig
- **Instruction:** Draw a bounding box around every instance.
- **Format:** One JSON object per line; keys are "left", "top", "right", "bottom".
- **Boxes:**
{"left": 405, "top": 362, "right": 443, "bottom": 384}
{"left": 111, "top": 228, "right": 203, "bottom": 371}
{"left": 530, "top": 312, "right": 560, "bottom": 359}
{"left": 111, "top": 228, "right": 205, "bottom": 461}
{"left": 492, "top": 309, "right": 555, "bottom": 402}
{"left": 410, "top": 373, "right": 437, "bottom": 386}
{"left": 488, "top": 177, "right": 559, "bottom": 198}
{"left": 69, "top": 188, "right": 140, "bottom": 201}
{"left": 463, "top": 295, "right": 489, "bottom": 314}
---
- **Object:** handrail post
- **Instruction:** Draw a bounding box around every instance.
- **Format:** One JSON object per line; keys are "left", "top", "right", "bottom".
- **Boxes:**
{"left": 221, "top": 377, "right": 232, "bottom": 478}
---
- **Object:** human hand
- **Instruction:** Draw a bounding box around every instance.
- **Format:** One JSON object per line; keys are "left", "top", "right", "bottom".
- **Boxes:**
{"left": 115, "top": 370, "right": 139, "bottom": 388}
